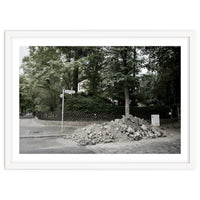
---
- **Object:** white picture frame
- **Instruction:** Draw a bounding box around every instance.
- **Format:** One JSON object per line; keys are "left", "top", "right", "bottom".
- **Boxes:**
{"left": 4, "top": 30, "right": 195, "bottom": 169}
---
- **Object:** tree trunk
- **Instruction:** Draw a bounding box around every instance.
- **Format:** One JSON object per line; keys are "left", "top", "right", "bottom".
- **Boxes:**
{"left": 132, "top": 47, "right": 136, "bottom": 106}
{"left": 73, "top": 48, "right": 82, "bottom": 93}
{"left": 124, "top": 84, "right": 130, "bottom": 117}
{"left": 73, "top": 66, "right": 78, "bottom": 93}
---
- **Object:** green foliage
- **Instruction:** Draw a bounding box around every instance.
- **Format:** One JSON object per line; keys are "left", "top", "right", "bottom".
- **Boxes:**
{"left": 21, "top": 47, "right": 65, "bottom": 112}
{"left": 80, "top": 47, "right": 104, "bottom": 95}
{"left": 131, "top": 105, "right": 170, "bottom": 119}
{"left": 103, "top": 46, "right": 141, "bottom": 85}
{"left": 102, "top": 46, "right": 145, "bottom": 115}
{"left": 19, "top": 75, "right": 34, "bottom": 113}
{"left": 62, "top": 93, "right": 170, "bottom": 119}
{"left": 64, "top": 94, "right": 115, "bottom": 113}
{"left": 20, "top": 46, "right": 180, "bottom": 116}
{"left": 142, "top": 46, "right": 181, "bottom": 105}
{"left": 137, "top": 72, "right": 159, "bottom": 105}
{"left": 107, "top": 105, "right": 170, "bottom": 119}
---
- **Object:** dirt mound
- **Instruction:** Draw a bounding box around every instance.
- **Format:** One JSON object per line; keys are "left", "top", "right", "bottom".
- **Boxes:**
{"left": 70, "top": 115, "right": 165, "bottom": 146}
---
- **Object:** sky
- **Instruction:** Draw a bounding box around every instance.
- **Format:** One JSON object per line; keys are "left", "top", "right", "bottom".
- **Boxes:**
{"left": 20, "top": 46, "right": 29, "bottom": 65}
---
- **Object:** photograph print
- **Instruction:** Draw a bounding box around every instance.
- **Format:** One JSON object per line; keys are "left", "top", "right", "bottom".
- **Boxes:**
{"left": 19, "top": 45, "right": 181, "bottom": 154}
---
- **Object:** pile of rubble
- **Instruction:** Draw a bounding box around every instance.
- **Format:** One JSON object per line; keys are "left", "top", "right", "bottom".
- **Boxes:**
{"left": 68, "top": 115, "right": 165, "bottom": 146}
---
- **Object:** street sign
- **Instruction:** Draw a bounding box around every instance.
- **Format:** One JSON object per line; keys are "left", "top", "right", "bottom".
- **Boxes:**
{"left": 60, "top": 94, "right": 63, "bottom": 98}
{"left": 65, "top": 90, "right": 75, "bottom": 94}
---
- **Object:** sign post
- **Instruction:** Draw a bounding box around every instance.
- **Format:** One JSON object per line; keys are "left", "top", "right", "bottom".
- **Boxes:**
{"left": 61, "top": 88, "right": 65, "bottom": 132}
{"left": 60, "top": 89, "right": 75, "bottom": 132}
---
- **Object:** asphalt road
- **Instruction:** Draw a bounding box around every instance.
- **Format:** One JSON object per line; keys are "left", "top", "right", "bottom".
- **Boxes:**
{"left": 20, "top": 118, "right": 94, "bottom": 154}
{"left": 20, "top": 118, "right": 181, "bottom": 154}
{"left": 20, "top": 137, "right": 95, "bottom": 154}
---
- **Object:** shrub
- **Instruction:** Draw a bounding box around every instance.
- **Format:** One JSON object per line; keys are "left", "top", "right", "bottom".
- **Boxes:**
{"left": 64, "top": 95, "right": 115, "bottom": 113}
{"left": 63, "top": 94, "right": 171, "bottom": 119}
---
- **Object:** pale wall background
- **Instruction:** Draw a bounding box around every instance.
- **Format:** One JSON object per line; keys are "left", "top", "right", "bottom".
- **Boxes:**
{"left": 0, "top": 1, "right": 199, "bottom": 200}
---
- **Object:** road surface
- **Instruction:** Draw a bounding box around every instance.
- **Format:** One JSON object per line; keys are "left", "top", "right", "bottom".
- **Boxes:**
{"left": 20, "top": 118, "right": 180, "bottom": 154}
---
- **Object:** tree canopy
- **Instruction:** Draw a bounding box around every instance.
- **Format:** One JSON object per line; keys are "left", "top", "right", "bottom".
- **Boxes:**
{"left": 20, "top": 46, "right": 181, "bottom": 116}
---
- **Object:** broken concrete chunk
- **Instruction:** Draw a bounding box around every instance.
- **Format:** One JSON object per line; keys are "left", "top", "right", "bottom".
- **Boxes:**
{"left": 141, "top": 124, "right": 147, "bottom": 130}
{"left": 127, "top": 126, "right": 134, "bottom": 133}
{"left": 78, "top": 140, "right": 89, "bottom": 146}
{"left": 71, "top": 115, "right": 165, "bottom": 146}
{"left": 104, "top": 139, "right": 113, "bottom": 143}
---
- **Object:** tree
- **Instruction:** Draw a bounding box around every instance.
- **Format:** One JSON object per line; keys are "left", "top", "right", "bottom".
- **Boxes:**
{"left": 80, "top": 47, "right": 104, "bottom": 95}
{"left": 103, "top": 46, "right": 141, "bottom": 116}
{"left": 142, "top": 46, "right": 181, "bottom": 105}
{"left": 138, "top": 72, "right": 159, "bottom": 105}
{"left": 21, "top": 46, "right": 65, "bottom": 112}
{"left": 57, "top": 47, "right": 88, "bottom": 93}
{"left": 20, "top": 45, "right": 181, "bottom": 117}
{"left": 19, "top": 75, "right": 34, "bottom": 113}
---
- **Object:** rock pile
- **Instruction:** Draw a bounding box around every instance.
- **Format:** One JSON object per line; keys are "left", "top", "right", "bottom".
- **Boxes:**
{"left": 69, "top": 115, "right": 165, "bottom": 146}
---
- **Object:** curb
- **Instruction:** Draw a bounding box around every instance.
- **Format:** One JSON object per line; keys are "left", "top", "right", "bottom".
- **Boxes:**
{"left": 20, "top": 134, "right": 66, "bottom": 139}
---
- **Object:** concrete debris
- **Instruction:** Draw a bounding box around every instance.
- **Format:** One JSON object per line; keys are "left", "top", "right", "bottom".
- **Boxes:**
{"left": 70, "top": 115, "right": 166, "bottom": 146}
